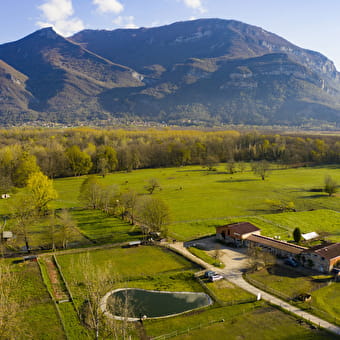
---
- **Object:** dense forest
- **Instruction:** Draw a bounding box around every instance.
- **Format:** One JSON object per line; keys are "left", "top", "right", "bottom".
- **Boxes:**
{"left": 0, "top": 128, "right": 339, "bottom": 191}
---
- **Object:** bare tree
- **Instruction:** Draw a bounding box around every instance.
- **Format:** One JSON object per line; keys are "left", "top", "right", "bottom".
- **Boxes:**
{"left": 57, "top": 209, "right": 77, "bottom": 249}
{"left": 76, "top": 254, "right": 133, "bottom": 339}
{"left": 247, "top": 246, "right": 276, "bottom": 271}
{"left": 226, "top": 160, "right": 236, "bottom": 174}
{"left": 251, "top": 160, "right": 271, "bottom": 180}
{"left": 11, "top": 193, "right": 36, "bottom": 253}
{"left": 120, "top": 190, "right": 139, "bottom": 225}
{"left": 79, "top": 176, "right": 103, "bottom": 209}
{"left": 144, "top": 178, "right": 161, "bottom": 195}
{"left": 138, "top": 196, "right": 170, "bottom": 237}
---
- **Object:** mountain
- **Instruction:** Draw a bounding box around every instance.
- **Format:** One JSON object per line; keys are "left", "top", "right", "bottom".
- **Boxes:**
{"left": 1, "top": 19, "right": 340, "bottom": 126}
{"left": 0, "top": 27, "right": 143, "bottom": 123}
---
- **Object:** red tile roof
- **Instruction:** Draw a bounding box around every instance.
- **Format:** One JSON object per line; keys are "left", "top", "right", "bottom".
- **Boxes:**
{"left": 303, "top": 243, "right": 340, "bottom": 260}
{"left": 247, "top": 234, "right": 307, "bottom": 255}
{"left": 216, "top": 222, "right": 260, "bottom": 235}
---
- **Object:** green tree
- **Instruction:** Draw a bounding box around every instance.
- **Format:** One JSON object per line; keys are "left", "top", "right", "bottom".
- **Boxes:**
{"left": 66, "top": 145, "right": 92, "bottom": 177}
{"left": 94, "top": 145, "right": 118, "bottom": 177}
{"left": 324, "top": 175, "right": 338, "bottom": 197}
{"left": 26, "top": 171, "right": 58, "bottom": 214}
{"left": 293, "top": 227, "right": 302, "bottom": 243}
{"left": 13, "top": 152, "right": 40, "bottom": 187}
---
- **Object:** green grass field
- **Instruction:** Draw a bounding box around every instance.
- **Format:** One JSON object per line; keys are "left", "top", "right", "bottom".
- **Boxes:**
{"left": 53, "top": 164, "right": 340, "bottom": 243}
{"left": 144, "top": 302, "right": 336, "bottom": 340}
{"left": 9, "top": 260, "right": 66, "bottom": 340}
{"left": 205, "top": 279, "right": 254, "bottom": 303}
{"left": 70, "top": 209, "right": 141, "bottom": 244}
{"left": 169, "top": 208, "right": 340, "bottom": 242}
{"left": 1, "top": 164, "right": 339, "bottom": 246}
{"left": 247, "top": 265, "right": 340, "bottom": 327}
{"left": 51, "top": 165, "right": 340, "bottom": 220}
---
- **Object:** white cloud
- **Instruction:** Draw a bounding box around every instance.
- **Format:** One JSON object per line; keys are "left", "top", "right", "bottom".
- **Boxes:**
{"left": 182, "top": 0, "right": 206, "bottom": 13}
{"left": 37, "top": 0, "right": 84, "bottom": 36}
{"left": 112, "top": 16, "right": 138, "bottom": 29}
{"left": 93, "top": 0, "right": 124, "bottom": 14}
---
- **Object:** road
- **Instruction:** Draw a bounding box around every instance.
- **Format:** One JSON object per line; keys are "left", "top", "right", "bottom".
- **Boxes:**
{"left": 167, "top": 241, "right": 340, "bottom": 337}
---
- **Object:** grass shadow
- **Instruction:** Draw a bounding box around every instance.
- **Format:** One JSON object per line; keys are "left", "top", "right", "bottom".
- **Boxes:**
{"left": 216, "top": 179, "right": 258, "bottom": 183}
{"left": 267, "top": 265, "right": 305, "bottom": 279}
{"left": 299, "top": 194, "right": 328, "bottom": 199}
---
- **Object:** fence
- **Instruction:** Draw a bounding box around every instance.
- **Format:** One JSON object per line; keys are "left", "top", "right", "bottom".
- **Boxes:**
{"left": 150, "top": 318, "right": 226, "bottom": 340}
{"left": 245, "top": 275, "right": 292, "bottom": 301}
{"left": 196, "top": 276, "right": 256, "bottom": 307}
{"left": 245, "top": 275, "right": 340, "bottom": 327}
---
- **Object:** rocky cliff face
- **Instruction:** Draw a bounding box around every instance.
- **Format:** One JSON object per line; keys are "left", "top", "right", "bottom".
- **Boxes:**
{"left": 0, "top": 18, "right": 340, "bottom": 126}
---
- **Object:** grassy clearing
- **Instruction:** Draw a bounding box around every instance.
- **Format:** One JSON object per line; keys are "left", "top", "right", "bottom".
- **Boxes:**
{"left": 205, "top": 279, "right": 255, "bottom": 303}
{"left": 308, "top": 283, "right": 340, "bottom": 325}
{"left": 57, "top": 246, "right": 200, "bottom": 310}
{"left": 187, "top": 247, "right": 224, "bottom": 268}
{"left": 1, "top": 165, "right": 339, "bottom": 244}
{"left": 247, "top": 265, "right": 323, "bottom": 298}
{"left": 57, "top": 302, "right": 91, "bottom": 339}
{"left": 247, "top": 265, "right": 340, "bottom": 327}
{"left": 51, "top": 165, "right": 340, "bottom": 221}
{"left": 144, "top": 302, "right": 335, "bottom": 340}
{"left": 70, "top": 209, "right": 141, "bottom": 244}
{"left": 169, "top": 208, "right": 340, "bottom": 242}
{"left": 57, "top": 246, "right": 197, "bottom": 283}
{"left": 9, "top": 260, "right": 66, "bottom": 340}
{"left": 172, "top": 305, "right": 337, "bottom": 340}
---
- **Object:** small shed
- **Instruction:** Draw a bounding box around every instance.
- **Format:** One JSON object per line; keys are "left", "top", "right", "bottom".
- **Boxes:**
{"left": 128, "top": 240, "right": 141, "bottom": 247}
{"left": 2, "top": 231, "right": 13, "bottom": 240}
{"left": 302, "top": 232, "right": 319, "bottom": 241}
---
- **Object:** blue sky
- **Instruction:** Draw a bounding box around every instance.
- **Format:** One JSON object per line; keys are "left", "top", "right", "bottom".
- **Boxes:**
{"left": 2, "top": 0, "right": 340, "bottom": 69}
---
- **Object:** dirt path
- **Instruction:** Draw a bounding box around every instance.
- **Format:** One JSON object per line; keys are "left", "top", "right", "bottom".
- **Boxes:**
{"left": 43, "top": 256, "right": 70, "bottom": 302}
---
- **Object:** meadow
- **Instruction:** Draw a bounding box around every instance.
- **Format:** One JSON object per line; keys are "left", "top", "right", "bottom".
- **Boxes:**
{"left": 8, "top": 259, "right": 66, "bottom": 340}
{"left": 52, "top": 165, "right": 340, "bottom": 221}
{"left": 247, "top": 265, "right": 340, "bottom": 327}
{"left": 2, "top": 164, "right": 339, "bottom": 249}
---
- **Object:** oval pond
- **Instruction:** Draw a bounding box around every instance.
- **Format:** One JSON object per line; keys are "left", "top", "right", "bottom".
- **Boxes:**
{"left": 103, "top": 288, "right": 212, "bottom": 320}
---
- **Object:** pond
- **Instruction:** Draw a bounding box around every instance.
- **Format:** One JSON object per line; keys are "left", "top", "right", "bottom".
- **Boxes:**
{"left": 101, "top": 288, "right": 212, "bottom": 320}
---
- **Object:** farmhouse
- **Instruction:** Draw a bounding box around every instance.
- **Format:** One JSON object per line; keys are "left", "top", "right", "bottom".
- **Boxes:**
{"left": 216, "top": 222, "right": 260, "bottom": 246}
{"left": 246, "top": 234, "right": 307, "bottom": 258}
{"left": 301, "top": 243, "right": 340, "bottom": 273}
{"left": 215, "top": 222, "right": 339, "bottom": 273}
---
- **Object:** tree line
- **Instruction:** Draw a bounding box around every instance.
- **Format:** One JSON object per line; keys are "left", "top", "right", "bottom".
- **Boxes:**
{"left": 0, "top": 128, "right": 339, "bottom": 193}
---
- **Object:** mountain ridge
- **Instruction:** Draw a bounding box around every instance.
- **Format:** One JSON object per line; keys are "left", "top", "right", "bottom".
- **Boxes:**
{"left": 0, "top": 19, "right": 340, "bottom": 127}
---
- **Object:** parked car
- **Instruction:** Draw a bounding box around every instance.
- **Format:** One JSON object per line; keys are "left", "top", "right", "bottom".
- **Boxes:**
{"left": 204, "top": 270, "right": 216, "bottom": 278}
{"left": 284, "top": 258, "right": 298, "bottom": 267}
{"left": 209, "top": 274, "right": 223, "bottom": 282}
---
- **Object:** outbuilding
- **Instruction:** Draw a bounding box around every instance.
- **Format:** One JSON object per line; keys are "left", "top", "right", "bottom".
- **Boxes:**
{"left": 301, "top": 242, "right": 340, "bottom": 273}
{"left": 246, "top": 234, "right": 307, "bottom": 258}
{"left": 216, "top": 222, "right": 261, "bottom": 247}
